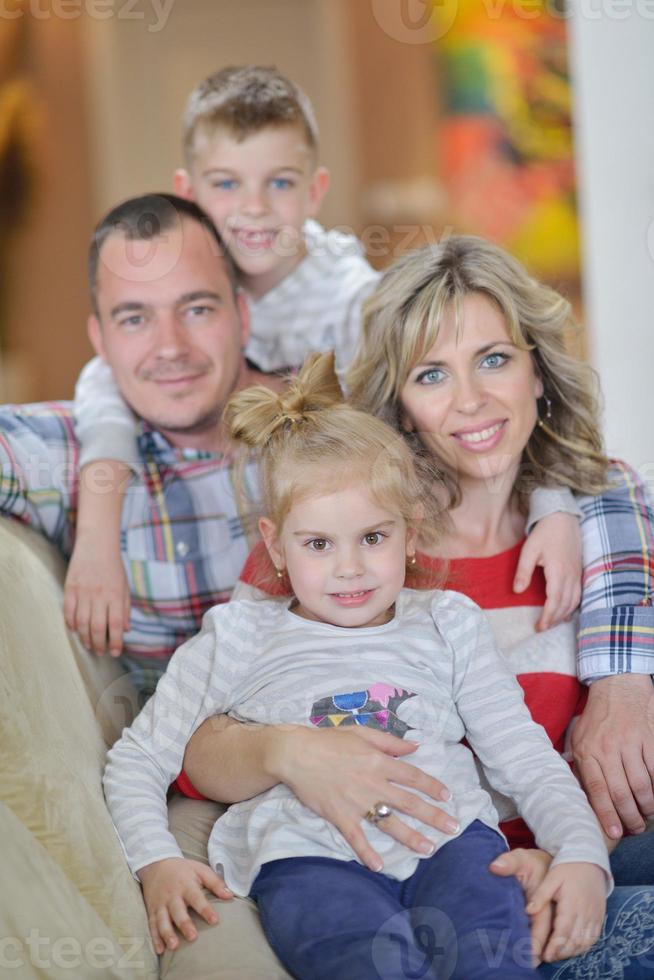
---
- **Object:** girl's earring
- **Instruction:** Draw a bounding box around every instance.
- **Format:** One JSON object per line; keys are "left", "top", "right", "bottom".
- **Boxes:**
{"left": 276, "top": 567, "right": 285, "bottom": 580}
{"left": 408, "top": 555, "right": 417, "bottom": 567}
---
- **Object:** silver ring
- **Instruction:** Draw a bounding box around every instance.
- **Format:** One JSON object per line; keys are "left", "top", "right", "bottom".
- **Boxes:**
{"left": 365, "top": 802, "right": 393, "bottom": 825}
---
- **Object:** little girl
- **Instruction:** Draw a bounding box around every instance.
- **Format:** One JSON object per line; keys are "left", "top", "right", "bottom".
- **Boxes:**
{"left": 104, "top": 353, "right": 609, "bottom": 980}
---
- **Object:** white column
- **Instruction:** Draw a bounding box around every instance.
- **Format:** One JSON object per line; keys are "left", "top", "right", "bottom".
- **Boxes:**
{"left": 569, "top": 1, "right": 654, "bottom": 496}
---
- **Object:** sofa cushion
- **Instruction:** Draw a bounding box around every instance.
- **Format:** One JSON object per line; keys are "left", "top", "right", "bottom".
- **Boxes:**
{"left": 0, "top": 517, "right": 157, "bottom": 977}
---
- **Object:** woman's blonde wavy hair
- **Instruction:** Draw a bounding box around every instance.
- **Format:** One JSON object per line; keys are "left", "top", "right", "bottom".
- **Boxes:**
{"left": 347, "top": 235, "right": 610, "bottom": 500}
{"left": 225, "top": 351, "right": 447, "bottom": 554}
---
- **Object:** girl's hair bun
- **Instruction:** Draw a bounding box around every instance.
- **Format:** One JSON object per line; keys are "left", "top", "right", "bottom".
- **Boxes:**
{"left": 225, "top": 351, "right": 343, "bottom": 450}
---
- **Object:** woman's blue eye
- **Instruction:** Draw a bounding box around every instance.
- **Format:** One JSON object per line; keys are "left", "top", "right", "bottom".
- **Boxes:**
{"left": 481, "top": 352, "right": 509, "bottom": 369}
{"left": 416, "top": 367, "right": 445, "bottom": 385}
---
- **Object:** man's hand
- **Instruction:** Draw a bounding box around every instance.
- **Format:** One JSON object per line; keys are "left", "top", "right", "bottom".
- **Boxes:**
{"left": 490, "top": 848, "right": 553, "bottom": 966}
{"left": 64, "top": 530, "right": 131, "bottom": 657}
{"left": 270, "top": 726, "right": 458, "bottom": 872}
{"left": 137, "top": 857, "right": 233, "bottom": 954}
{"left": 524, "top": 862, "right": 605, "bottom": 963}
{"left": 572, "top": 673, "right": 654, "bottom": 837}
{"left": 513, "top": 512, "right": 581, "bottom": 631}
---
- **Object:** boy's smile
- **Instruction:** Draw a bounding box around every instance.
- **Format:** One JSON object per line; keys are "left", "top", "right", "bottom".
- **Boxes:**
{"left": 178, "top": 123, "right": 329, "bottom": 299}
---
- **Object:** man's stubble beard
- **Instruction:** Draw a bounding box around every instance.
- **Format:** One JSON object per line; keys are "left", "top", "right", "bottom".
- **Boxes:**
{"left": 147, "top": 404, "right": 224, "bottom": 437}
{"left": 137, "top": 356, "right": 243, "bottom": 442}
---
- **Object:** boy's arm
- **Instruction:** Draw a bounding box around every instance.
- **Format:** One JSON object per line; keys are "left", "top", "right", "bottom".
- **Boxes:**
{"left": 63, "top": 460, "right": 132, "bottom": 656}
{"left": 572, "top": 461, "right": 654, "bottom": 837}
{"left": 74, "top": 357, "right": 140, "bottom": 469}
{"left": 65, "top": 358, "right": 140, "bottom": 655}
{"left": 526, "top": 485, "right": 582, "bottom": 532}
{"left": 515, "top": 486, "right": 583, "bottom": 631}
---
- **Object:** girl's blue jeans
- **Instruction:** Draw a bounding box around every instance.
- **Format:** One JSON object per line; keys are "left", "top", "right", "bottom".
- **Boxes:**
{"left": 251, "top": 824, "right": 654, "bottom": 979}
{"left": 251, "top": 820, "right": 538, "bottom": 978}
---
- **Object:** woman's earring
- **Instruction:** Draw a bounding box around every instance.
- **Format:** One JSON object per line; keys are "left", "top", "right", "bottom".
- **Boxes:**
{"left": 537, "top": 395, "right": 553, "bottom": 427}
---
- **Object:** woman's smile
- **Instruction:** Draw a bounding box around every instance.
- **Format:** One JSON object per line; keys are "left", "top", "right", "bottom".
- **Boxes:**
{"left": 401, "top": 293, "right": 543, "bottom": 487}
{"left": 451, "top": 418, "right": 507, "bottom": 452}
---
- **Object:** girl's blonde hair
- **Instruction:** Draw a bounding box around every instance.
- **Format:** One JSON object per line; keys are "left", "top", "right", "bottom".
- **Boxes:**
{"left": 225, "top": 352, "right": 447, "bottom": 549}
{"left": 347, "top": 235, "right": 609, "bottom": 499}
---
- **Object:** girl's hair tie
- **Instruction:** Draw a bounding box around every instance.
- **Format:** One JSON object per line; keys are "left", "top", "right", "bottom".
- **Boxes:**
{"left": 277, "top": 411, "right": 303, "bottom": 426}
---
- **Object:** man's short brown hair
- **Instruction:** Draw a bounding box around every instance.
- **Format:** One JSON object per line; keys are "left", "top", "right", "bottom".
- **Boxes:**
{"left": 183, "top": 65, "right": 319, "bottom": 161}
{"left": 88, "top": 193, "right": 239, "bottom": 316}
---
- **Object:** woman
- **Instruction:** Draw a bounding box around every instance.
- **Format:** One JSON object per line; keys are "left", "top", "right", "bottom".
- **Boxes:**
{"left": 178, "top": 236, "right": 654, "bottom": 977}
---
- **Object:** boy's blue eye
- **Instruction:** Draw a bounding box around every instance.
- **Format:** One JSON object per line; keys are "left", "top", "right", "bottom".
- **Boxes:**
{"left": 481, "top": 352, "right": 510, "bottom": 369}
{"left": 212, "top": 179, "right": 237, "bottom": 190}
{"left": 270, "top": 177, "right": 294, "bottom": 190}
{"left": 416, "top": 367, "right": 445, "bottom": 386}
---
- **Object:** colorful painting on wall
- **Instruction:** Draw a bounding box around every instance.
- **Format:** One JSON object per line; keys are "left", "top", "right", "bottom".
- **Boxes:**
{"left": 435, "top": 0, "right": 579, "bottom": 280}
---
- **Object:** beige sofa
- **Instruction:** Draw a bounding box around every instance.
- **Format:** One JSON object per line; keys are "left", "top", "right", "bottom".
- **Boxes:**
{"left": 0, "top": 516, "right": 158, "bottom": 979}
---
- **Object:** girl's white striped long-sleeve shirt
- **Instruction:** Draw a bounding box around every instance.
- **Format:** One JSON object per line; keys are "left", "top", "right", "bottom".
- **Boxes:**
{"left": 103, "top": 588, "right": 611, "bottom": 897}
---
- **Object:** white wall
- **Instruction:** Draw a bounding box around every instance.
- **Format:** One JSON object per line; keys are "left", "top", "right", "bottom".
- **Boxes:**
{"left": 570, "top": 6, "right": 654, "bottom": 494}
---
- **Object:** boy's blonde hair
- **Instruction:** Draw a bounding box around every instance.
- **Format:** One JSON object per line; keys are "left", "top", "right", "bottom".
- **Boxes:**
{"left": 347, "top": 235, "right": 610, "bottom": 499}
{"left": 225, "top": 352, "right": 447, "bottom": 549}
{"left": 183, "top": 65, "right": 319, "bottom": 162}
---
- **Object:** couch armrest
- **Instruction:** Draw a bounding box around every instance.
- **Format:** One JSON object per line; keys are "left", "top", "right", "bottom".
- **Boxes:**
{"left": 0, "top": 516, "right": 157, "bottom": 977}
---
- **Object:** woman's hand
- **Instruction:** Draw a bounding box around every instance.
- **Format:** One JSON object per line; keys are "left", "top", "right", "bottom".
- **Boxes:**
{"left": 514, "top": 512, "right": 582, "bottom": 631}
{"left": 270, "top": 725, "right": 457, "bottom": 872}
{"left": 137, "top": 857, "right": 233, "bottom": 954}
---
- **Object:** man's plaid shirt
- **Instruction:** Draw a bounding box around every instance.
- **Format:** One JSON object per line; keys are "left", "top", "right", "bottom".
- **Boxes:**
{"left": 0, "top": 405, "right": 652, "bottom": 695}
{"left": 578, "top": 460, "right": 654, "bottom": 681}
{"left": 0, "top": 403, "right": 258, "bottom": 697}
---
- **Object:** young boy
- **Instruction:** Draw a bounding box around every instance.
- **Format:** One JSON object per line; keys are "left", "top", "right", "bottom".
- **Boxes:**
{"left": 66, "top": 65, "right": 582, "bottom": 667}
{"left": 173, "top": 65, "right": 379, "bottom": 374}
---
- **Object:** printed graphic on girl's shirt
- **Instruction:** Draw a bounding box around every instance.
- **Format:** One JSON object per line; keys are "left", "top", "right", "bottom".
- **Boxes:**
{"left": 310, "top": 684, "right": 416, "bottom": 738}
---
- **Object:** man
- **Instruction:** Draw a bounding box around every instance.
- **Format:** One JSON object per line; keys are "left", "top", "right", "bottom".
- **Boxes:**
{"left": 0, "top": 194, "right": 260, "bottom": 698}
{"left": 0, "top": 193, "right": 452, "bottom": 978}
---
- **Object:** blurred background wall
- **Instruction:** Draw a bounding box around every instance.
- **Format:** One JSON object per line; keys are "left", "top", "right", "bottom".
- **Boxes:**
{"left": 1, "top": 0, "right": 652, "bottom": 481}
